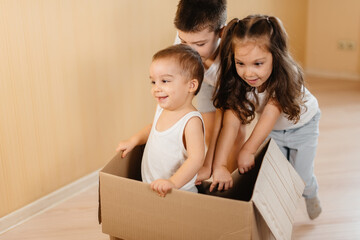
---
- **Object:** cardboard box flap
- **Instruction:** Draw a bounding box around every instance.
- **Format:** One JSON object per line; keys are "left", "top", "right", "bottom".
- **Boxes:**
{"left": 102, "top": 145, "right": 144, "bottom": 179}
{"left": 98, "top": 145, "right": 145, "bottom": 223}
{"left": 251, "top": 139, "right": 305, "bottom": 240}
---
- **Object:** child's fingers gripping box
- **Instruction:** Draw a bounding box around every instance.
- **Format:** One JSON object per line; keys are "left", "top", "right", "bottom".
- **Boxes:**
{"left": 99, "top": 139, "right": 305, "bottom": 240}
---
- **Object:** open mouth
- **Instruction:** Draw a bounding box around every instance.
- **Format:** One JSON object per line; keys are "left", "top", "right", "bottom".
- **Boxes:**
{"left": 246, "top": 79, "right": 258, "bottom": 85}
{"left": 157, "top": 96, "right": 168, "bottom": 102}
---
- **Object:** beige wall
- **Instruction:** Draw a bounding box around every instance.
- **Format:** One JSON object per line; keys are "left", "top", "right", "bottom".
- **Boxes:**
{"left": 0, "top": 0, "right": 308, "bottom": 217}
{"left": 305, "top": 0, "right": 360, "bottom": 79}
{"left": 0, "top": 0, "right": 178, "bottom": 217}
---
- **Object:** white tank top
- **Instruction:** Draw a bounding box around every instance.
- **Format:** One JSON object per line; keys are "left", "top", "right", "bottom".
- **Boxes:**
{"left": 141, "top": 106, "right": 204, "bottom": 193}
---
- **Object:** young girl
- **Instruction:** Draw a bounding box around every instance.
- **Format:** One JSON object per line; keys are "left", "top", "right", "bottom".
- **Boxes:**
{"left": 116, "top": 44, "right": 205, "bottom": 197}
{"left": 210, "top": 15, "right": 322, "bottom": 220}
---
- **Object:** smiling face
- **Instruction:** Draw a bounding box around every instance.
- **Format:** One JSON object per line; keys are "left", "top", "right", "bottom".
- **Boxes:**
{"left": 178, "top": 27, "right": 220, "bottom": 64}
{"left": 234, "top": 40, "right": 273, "bottom": 90}
{"left": 149, "top": 58, "right": 195, "bottom": 111}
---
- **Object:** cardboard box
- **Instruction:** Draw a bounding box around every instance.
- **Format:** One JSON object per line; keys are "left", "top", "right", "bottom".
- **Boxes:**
{"left": 99, "top": 139, "right": 305, "bottom": 240}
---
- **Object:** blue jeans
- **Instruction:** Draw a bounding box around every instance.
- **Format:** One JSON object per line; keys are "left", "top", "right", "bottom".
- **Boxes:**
{"left": 268, "top": 110, "right": 321, "bottom": 198}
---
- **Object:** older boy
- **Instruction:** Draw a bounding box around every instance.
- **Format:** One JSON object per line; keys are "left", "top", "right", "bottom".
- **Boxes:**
{"left": 174, "top": 0, "right": 243, "bottom": 184}
{"left": 174, "top": 0, "right": 226, "bottom": 146}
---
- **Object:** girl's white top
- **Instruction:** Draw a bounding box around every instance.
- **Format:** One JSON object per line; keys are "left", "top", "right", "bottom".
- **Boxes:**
{"left": 141, "top": 105, "right": 204, "bottom": 193}
{"left": 248, "top": 87, "right": 319, "bottom": 130}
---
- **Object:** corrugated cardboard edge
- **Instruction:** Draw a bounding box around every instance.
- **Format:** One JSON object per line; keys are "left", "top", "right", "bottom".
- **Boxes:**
{"left": 98, "top": 182, "right": 101, "bottom": 224}
{"left": 253, "top": 206, "right": 276, "bottom": 240}
{"left": 251, "top": 139, "right": 305, "bottom": 240}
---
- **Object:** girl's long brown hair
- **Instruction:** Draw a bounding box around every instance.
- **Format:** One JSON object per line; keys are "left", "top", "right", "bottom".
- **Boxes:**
{"left": 213, "top": 15, "right": 305, "bottom": 124}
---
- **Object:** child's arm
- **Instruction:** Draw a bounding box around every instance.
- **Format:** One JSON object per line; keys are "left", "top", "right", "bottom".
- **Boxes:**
{"left": 238, "top": 99, "right": 281, "bottom": 173}
{"left": 151, "top": 116, "right": 205, "bottom": 197}
{"left": 210, "top": 109, "right": 242, "bottom": 192}
{"left": 116, "top": 124, "right": 152, "bottom": 158}
{"left": 195, "top": 109, "right": 223, "bottom": 185}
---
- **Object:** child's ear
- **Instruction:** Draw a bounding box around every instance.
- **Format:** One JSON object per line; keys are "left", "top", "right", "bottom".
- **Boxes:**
{"left": 189, "top": 79, "right": 199, "bottom": 93}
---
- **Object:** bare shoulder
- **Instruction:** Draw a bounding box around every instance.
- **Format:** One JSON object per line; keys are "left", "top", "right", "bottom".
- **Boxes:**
{"left": 185, "top": 115, "right": 204, "bottom": 134}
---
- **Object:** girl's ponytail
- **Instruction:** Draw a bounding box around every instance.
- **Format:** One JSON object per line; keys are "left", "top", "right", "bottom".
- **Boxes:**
{"left": 213, "top": 18, "right": 239, "bottom": 108}
{"left": 266, "top": 16, "right": 305, "bottom": 122}
{"left": 267, "top": 16, "right": 287, "bottom": 53}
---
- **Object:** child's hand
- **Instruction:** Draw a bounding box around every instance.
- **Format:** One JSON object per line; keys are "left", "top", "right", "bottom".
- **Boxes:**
{"left": 150, "top": 179, "right": 176, "bottom": 197}
{"left": 116, "top": 139, "right": 136, "bottom": 158}
{"left": 209, "top": 166, "right": 233, "bottom": 192}
{"left": 195, "top": 165, "right": 212, "bottom": 185}
{"left": 237, "top": 149, "right": 255, "bottom": 174}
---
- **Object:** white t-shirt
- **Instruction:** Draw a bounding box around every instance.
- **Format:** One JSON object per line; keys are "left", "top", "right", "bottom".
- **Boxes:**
{"left": 141, "top": 106, "right": 205, "bottom": 193}
{"left": 248, "top": 87, "right": 319, "bottom": 130}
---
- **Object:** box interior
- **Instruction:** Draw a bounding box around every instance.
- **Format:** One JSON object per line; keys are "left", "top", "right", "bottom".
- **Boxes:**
{"left": 106, "top": 141, "right": 269, "bottom": 202}
{"left": 198, "top": 143, "right": 268, "bottom": 201}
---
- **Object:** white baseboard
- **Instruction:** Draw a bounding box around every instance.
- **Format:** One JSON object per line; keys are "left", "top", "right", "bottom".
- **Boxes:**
{"left": 305, "top": 69, "right": 360, "bottom": 81}
{"left": 0, "top": 170, "right": 100, "bottom": 235}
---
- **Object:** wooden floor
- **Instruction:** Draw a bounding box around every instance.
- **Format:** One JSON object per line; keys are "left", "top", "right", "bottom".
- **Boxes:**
{"left": 1, "top": 77, "right": 360, "bottom": 240}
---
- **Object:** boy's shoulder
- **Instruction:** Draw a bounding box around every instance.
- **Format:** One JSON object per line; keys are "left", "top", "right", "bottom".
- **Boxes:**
{"left": 203, "top": 55, "right": 220, "bottom": 85}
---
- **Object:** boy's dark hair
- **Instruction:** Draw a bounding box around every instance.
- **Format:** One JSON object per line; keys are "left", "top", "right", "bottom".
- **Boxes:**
{"left": 174, "top": 0, "right": 227, "bottom": 33}
{"left": 153, "top": 44, "right": 204, "bottom": 95}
